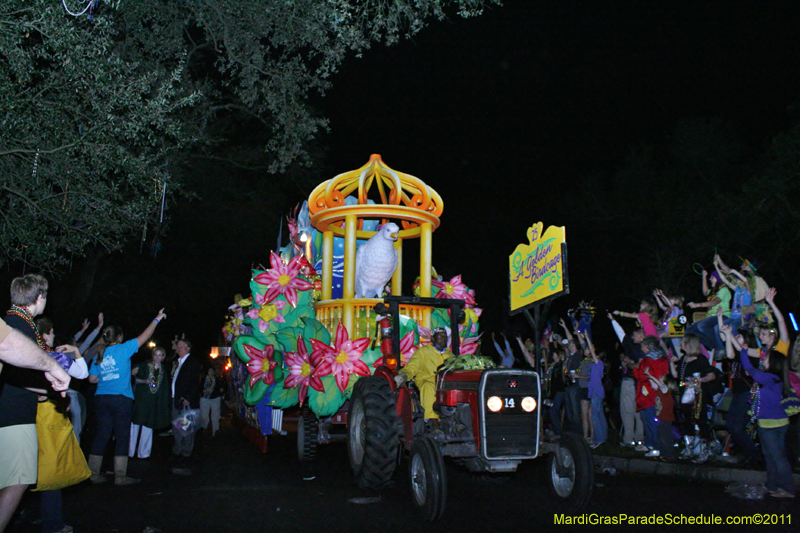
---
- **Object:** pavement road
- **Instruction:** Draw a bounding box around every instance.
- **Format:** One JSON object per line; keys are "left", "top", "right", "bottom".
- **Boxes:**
{"left": 8, "top": 413, "right": 797, "bottom": 533}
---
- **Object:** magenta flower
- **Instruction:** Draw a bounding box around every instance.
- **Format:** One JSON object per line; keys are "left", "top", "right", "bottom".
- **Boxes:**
{"left": 253, "top": 252, "right": 313, "bottom": 308}
{"left": 283, "top": 335, "right": 324, "bottom": 406}
{"left": 243, "top": 343, "right": 278, "bottom": 388}
{"left": 432, "top": 274, "right": 476, "bottom": 305}
{"left": 460, "top": 333, "right": 483, "bottom": 355}
{"left": 312, "top": 324, "right": 371, "bottom": 393}
{"left": 372, "top": 330, "right": 417, "bottom": 368}
{"left": 246, "top": 293, "right": 286, "bottom": 333}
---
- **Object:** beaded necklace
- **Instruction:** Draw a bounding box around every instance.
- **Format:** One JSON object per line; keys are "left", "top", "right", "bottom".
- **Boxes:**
{"left": 148, "top": 362, "right": 163, "bottom": 394}
{"left": 6, "top": 305, "right": 46, "bottom": 349}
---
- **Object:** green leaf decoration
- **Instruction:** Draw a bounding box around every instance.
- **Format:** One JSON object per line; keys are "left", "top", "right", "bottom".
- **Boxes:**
{"left": 360, "top": 345, "right": 382, "bottom": 369}
{"left": 398, "top": 314, "right": 419, "bottom": 341}
{"left": 431, "top": 308, "right": 450, "bottom": 330}
{"left": 301, "top": 317, "right": 330, "bottom": 346}
{"left": 308, "top": 375, "right": 347, "bottom": 417}
{"left": 233, "top": 334, "right": 286, "bottom": 405}
{"left": 244, "top": 376, "right": 271, "bottom": 405}
{"left": 274, "top": 327, "right": 302, "bottom": 354}
{"left": 270, "top": 382, "right": 299, "bottom": 409}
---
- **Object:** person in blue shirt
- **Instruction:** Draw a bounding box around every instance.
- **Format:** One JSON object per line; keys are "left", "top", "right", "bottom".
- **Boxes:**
{"left": 87, "top": 309, "right": 166, "bottom": 486}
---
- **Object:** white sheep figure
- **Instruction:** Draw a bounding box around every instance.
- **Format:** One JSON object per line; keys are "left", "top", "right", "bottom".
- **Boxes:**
{"left": 354, "top": 222, "right": 399, "bottom": 298}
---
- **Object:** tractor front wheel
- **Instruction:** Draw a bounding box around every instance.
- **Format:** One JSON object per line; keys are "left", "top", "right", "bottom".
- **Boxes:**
{"left": 348, "top": 376, "right": 400, "bottom": 488}
{"left": 409, "top": 435, "right": 447, "bottom": 521}
{"left": 547, "top": 432, "right": 593, "bottom": 512}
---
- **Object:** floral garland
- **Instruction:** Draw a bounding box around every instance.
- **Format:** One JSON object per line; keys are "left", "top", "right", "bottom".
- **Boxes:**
{"left": 6, "top": 305, "right": 46, "bottom": 349}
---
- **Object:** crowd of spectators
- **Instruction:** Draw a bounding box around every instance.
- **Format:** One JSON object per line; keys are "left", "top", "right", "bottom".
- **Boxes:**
{"left": 0, "top": 273, "right": 213, "bottom": 532}
{"left": 491, "top": 253, "right": 799, "bottom": 499}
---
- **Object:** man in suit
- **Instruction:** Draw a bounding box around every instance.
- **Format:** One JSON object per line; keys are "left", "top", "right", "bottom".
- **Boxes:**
{"left": 171, "top": 338, "right": 200, "bottom": 475}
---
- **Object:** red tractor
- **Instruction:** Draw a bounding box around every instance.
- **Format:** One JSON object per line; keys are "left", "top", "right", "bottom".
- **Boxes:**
{"left": 347, "top": 296, "right": 593, "bottom": 520}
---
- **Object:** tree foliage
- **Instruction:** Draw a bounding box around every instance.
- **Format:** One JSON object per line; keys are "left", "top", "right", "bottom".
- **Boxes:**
{"left": 0, "top": 2, "right": 199, "bottom": 269}
{"left": 1, "top": 0, "right": 500, "bottom": 270}
{"left": 575, "top": 116, "right": 800, "bottom": 305}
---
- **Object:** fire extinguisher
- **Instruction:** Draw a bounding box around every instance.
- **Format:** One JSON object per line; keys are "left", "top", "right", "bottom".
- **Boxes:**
{"left": 378, "top": 315, "right": 393, "bottom": 356}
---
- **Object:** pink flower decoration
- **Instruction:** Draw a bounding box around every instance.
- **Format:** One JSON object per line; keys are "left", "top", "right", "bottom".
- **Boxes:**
{"left": 431, "top": 274, "right": 476, "bottom": 305}
{"left": 312, "top": 324, "right": 371, "bottom": 393}
{"left": 372, "top": 330, "right": 417, "bottom": 368}
{"left": 243, "top": 343, "right": 278, "bottom": 388}
{"left": 460, "top": 333, "right": 482, "bottom": 355}
{"left": 246, "top": 295, "right": 286, "bottom": 333}
{"left": 284, "top": 335, "right": 324, "bottom": 406}
{"left": 253, "top": 252, "right": 314, "bottom": 308}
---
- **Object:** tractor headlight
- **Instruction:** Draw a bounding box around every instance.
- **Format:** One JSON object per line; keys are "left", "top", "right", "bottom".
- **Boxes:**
{"left": 521, "top": 396, "right": 537, "bottom": 412}
{"left": 487, "top": 396, "right": 503, "bottom": 412}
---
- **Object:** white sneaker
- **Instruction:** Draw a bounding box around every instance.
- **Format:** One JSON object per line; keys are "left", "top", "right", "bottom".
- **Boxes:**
{"left": 644, "top": 449, "right": 661, "bottom": 458}
{"left": 634, "top": 444, "right": 650, "bottom": 452}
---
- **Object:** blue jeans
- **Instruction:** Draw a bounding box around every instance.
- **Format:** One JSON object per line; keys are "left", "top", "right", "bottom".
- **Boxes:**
{"left": 726, "top": 390, "right": 761, "bottom": 461}
{"left": 658, "top": 421, "right": 676, "bottom": 460}
{"left": 641, "top": 405, "right": 658, "bottom": 449}
{"left": 590, "top": 397, "right": 607, "bottom": 445}
{"left": 758, "top": 425, "right": 795, "bottom": 494}
{"left": 40, "top": 490, "right": 64, "bottom": 533}
{"left": 685, "top": 315, "right": 720, "bottom": 351}
{"left": 564, "top": 385, "right": 582, "bottom": 434}
{"left": 91, "top": 394, "right": 133, "bottom": 456}
{"left": 550, "top": 392, "right": 565, "bottom": 436}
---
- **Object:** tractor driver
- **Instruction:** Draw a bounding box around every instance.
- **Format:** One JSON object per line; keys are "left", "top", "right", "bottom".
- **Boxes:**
{"left": 393, "top": 327, "right": 453, "bottom": 421}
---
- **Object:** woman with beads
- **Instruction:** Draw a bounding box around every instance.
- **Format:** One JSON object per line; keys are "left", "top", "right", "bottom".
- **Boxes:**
{"left": 87, "top": 309, "right": 166, "bottom": 485}
{"left": 129, "top": 346, "right": 171, "bottom": 459}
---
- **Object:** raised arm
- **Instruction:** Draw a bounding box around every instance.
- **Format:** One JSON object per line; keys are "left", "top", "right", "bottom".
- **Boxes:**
{"left": 558, "top": 318, "right": 574, "bottom": 342}
{"left": 653, "top": 289, "right": 669, "bottom": 311}
{"left": 608, "top": 313, "right": 626, "bottom": 343}
{"left": 516, "top": 335, "right": 536, "bottom": 368}
{"left": 765, "top": 288, "right": 789, "bottom": 345}
{"left": 700, "top": 268, "right": 710, "bottom": 297}
{"left": 78, "top": 312, "right": 104, "bottom": 354}
{"left": 136, "top": 308, "right": 167, "bottom": 348}
{"left": 74, "top": 318, "right": 90, "bottom": 342}
{"left": 721, "top": 324, "right": 738, "bottom": 360}
{"left": 580, "top": 331, "right": 598, "bottom": 362}
{"left": 713, "top": 255, "right": 738, "bottom": 290}
{"left": 613, "top": 310, "right": 638, "bottom": 319}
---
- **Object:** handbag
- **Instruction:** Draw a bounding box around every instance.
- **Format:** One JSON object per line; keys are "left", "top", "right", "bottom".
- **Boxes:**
{"left": 172, "top": 406, "right": 200, "bottom": 437}
{"left": 32, "top": 400, "right": 90, "bottom": 491}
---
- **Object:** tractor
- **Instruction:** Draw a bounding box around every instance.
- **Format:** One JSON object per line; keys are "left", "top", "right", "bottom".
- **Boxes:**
{"left": 347, "top": 295, "right": 594, "bottom": 521}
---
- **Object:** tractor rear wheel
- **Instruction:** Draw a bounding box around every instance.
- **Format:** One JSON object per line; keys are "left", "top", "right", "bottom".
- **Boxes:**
{"left": 547, "top": 432, "right": 593, "bottom": 512}
{"left": 297, "top": 413, "right": 318, "bottom": 462}
{"left": 348, "top": 376, "right": 400, "bottom": 488}
{"left": 409, "top": 435, "right": 447, "bottom": 521}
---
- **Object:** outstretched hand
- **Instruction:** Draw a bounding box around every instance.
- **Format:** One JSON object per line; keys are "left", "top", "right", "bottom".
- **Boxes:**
{"left": 765, "top": 287, "right": 777, "bottom": 304}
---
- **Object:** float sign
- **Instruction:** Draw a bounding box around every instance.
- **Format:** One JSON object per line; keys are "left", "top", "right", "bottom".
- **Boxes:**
{"left": 509, "top": 222, "right": 569, "bottom": 314}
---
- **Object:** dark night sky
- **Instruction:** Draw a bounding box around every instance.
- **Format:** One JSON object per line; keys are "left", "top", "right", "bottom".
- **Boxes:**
{"left": 315, "top": 0, "right": 800, "bottom": 334}
{"left": 6, "top": 0, "right": 800, "bottom": 353}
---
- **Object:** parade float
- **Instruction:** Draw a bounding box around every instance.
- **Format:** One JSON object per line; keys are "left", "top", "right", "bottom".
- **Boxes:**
{"left": 221, "top": 154, "right": 483, "bottom": 452}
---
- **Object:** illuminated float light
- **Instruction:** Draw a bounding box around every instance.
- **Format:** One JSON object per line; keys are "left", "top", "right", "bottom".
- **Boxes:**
{"left": 521, "top": 396, "right": 537, "bottom": 412}
{"left": 487, "top": 396, "right": 503, "bottom": 412}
